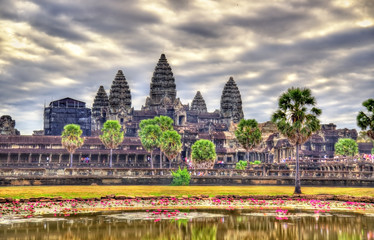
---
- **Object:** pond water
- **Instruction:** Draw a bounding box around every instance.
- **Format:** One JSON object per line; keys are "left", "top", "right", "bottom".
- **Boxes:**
{"left": 0, "top": 209, "right": 373, "bottom": 240}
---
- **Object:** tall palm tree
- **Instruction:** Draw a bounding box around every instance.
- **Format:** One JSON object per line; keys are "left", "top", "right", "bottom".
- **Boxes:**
{"left": 99, "top": 120, "right": 124, "bottom": 168}
{"left": 61, "top": 124, "right": 85, "bottom": 168}
{"left": 155, "top": 116, "right": 174, "bottom": 168}
{"left": 160, "top": 130, "right": 182, "bottom": 168}
{"left": 357, "top": 98, "right": 374, "bottom": 140}
{"left": 272, "top": 87, "right": 321, "bottom": 194}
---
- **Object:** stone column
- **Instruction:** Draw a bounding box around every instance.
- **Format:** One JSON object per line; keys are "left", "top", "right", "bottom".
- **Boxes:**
{"left": 116, "top": 154, "right": 119, "bottom": 164}
{"left": 7, "top": 153, "right": 10, "bottom": 164}
{"left": 38, "top": 154, "right": 42, "bottom": 164}
{"left": 17, "top": 153, "right": 21, "bottom": 163}
{"left": 28, "top": 153, "right": 32, "bottom": 163}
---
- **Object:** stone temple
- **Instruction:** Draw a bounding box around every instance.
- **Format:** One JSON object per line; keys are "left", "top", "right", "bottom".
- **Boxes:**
{"left": 0, "top": 53, "right": 364, "bottom": 167}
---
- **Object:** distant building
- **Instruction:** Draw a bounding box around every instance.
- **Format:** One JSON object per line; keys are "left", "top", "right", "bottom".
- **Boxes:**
{"left": 44, "top": 97, "right": 91, "bottom": 136}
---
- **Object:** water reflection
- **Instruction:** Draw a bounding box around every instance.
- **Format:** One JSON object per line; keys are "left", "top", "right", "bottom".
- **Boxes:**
{"left": 1, "top": 210, "right": 373, "bottom": 240}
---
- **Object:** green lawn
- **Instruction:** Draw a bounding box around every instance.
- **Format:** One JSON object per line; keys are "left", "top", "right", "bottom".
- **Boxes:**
{"left": 0, "top": 185, "right": 373, "bottom": 199}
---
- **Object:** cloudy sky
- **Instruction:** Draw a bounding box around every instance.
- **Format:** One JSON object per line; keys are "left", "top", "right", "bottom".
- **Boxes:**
{"left": 0, "top": 0, "right": 373, "bottom": 134}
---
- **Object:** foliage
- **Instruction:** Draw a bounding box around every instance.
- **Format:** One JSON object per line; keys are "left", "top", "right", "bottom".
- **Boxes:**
{"left": 139, "top": 124, "right": 162, "bottom": 152}
{"left": 271, "top": 87, "right": 322, "bottom": 194}
{"left": 139, "top": 120, "right": 162, "bottom": 168}
{"left": 154, "top": 115, "right": 174, "bottom": 132}
{"left": 357, "top": 131, "right": 373, "bottom": 143}
{"left": 160, "top": 130, "right": 182, "bottom": 167}
{"left": 171, "top": 167, "right": 191, "bottom": 186}
{"left": 249, "top": 160, "right": 262, "bottom": 165}
{"left": 235, "top": 160, "right": 248, "bottom": 170}
{"left": 334, "top": 138, "right": 358, "bottom": 157}
{"left": 191, "top": 139, "right": 216, "bottom": 163}
{"left": 235, "top": 119, "right": 262, "bottom": 151}
{"left": 99, "top": 120, "right": 124, "bottom": 167}
{"left": 100, "top": 120, "right": 124, "bottom": 149}
{"left": 357, "top": 98, "right": 374, "bottom": 140}
{"left": 61, "top": 124, "right": 84, "bottom": 167}
{"left": 61, "top": 124, "right": 84, "bottom": 154}
{"left": 271, "top": 87, "right": 322, "bottom": 146}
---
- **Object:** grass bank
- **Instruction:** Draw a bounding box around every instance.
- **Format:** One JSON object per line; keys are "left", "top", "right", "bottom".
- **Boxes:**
{"left": 1, "top": 185, "right": 373, "bottom": 199}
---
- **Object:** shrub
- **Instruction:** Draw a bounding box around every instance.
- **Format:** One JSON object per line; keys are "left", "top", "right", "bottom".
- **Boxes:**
{"left": 235, "top": 160, "right": 248, "bottom": 170}
{"left": 250, "top": 160, "right": 261, "bottom": 165}
{"left": 171, "top": 167, "right": 191, "bottom": 186}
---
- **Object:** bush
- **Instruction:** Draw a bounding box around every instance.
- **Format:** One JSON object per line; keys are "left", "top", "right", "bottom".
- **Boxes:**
{"left": 235, "top": 160, "right": 247, "bottom": 170}
{"left": 171, "top": 167, "right": 191, "bottom": 186}
{"left": 250, "top": 160, "right": 261, "bottom": 165}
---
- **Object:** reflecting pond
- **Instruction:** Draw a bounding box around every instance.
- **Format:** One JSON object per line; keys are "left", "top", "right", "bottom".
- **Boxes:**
{"left": 1, "top": 210, "right": 374, "bottom": 240}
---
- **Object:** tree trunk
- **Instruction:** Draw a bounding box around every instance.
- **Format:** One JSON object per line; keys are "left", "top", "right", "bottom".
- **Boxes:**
{"left": 70, "top": 153, "right": 73, "bottom": 168}
{"left": 160, "top": 150, "right": 162, "bottom": 169}
{"left": 169, "top": 156, "right": 172, "bottom": 169}
{"left": 150, "top": 151, "right": 154, "bottom": 169}
{"left": 110, "top": 148, "right": 113, "bottom": 168}
{"left": 246, "top": 151, "right": 250, "bottom": 162}
{"left": 294, "top": 143, "right": 302, "bottom": 194}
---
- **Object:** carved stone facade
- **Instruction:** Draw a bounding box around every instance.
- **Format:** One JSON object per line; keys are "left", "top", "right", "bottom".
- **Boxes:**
{"left": 92, "top": 86, "right": 109, "bottom": 131}
{"left": 145, "top": 53, "right": 176, "bottom": 109}
{"left": 191, "top": 91, "right": 207, "bottom": 113}
{"left": 220, "top": 77, "right": 244, "bottom": 123}
{"left": 0, "top": 115, "right": 20, "bottom": 135}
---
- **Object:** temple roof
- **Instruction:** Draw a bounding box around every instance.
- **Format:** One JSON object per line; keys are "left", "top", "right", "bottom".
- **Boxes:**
{"left": 92, "top": 86, "right": 109, "bottom": 117}
{"left": 191, "top": 91, "right": 207, "bottom": 113}
{"left": 220, "top": 76, "right": 244, "bottom": 123}
{"left": 147, "top": 54, "right": 177, "bottom": 105}
{"left": 109, "top": 70, "right": 132, "bottom": 113}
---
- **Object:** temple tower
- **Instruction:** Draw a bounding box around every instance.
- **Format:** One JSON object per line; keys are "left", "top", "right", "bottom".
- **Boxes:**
{"left": 109, "top": 70, "right": 132, "bottom": 114}
{"left": 220, "top": 76, "right": 244, "bottom": 123}
{"left": 92, "top": 86, "right": 109, "bottom": 131}
{"left": 191, "top": 91, "right": 207, "bottom": 113}
{"left": 144, "top": 54, "right": 177, "bottom": 109}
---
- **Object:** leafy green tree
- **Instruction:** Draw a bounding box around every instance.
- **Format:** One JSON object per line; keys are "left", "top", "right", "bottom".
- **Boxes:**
{"left": 139, "top": 122, "right": 162, "bottom": 169}
{"left": 99, "top": 120, "right": 124, "bottom": 168}
{"left": 357, "top": 99, "right": 374, "bottom": 140}
{"left": 61, "top": 124, "right": 85, "bottom": 168}
{"left": 272, "top": 87, "right": 322, "bottom": 194}
{"left": 155, "top": 115, "right": 174, "bottom": 168}
{"left": 171, "top": 167, "right": 191, "bottom": 186}
{"left": 235, "top": 119, "right": 262, "bottom": 162}
{"left": 160, "top": 130, "right": 182, "bottom": 168}
{"left": 334, "top": 138, "right": 358, "bottom": 157}
{"left": 191, "top": 139, "right": 216, "bottom": 168}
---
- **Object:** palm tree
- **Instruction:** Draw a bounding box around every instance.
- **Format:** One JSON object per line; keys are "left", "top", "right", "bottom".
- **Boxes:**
{"left": 235, "top": 119, "right": 262, "bottom": 162}
{"left": 272, "top": 87, "right": 321, "bottom": 194}
{"left": 155, "top": 116, "right": 174, "bottom": 168}
{"left": 99, "top": 120, "right": 124, "bottom": 168}
{"left": 357, "top": 98, "right": 374, "bottom": 140}
{"left": 139, "top": 123, "right": 162, "bottom": 169}
{"left": 61, "top": 124, "right": 85, "bottom": 168}
{"left": 160, "top": 130, "right": 182, "bottom": 168}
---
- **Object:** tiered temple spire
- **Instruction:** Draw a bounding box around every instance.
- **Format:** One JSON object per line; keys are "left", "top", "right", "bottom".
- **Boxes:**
{"left": 109, "top": 70, "right": 131, "bottom": 113}
{"left": 148, "top": 54, "right": 176, "bottom": 104}
{"left": 191, "top": 91, "right": 207, "bottom": 113}
{"left": 92, "top": 86, "right": 109, "bottom": 118}
{"left": 220, "top": 76, "right": 244, "bottom": 123}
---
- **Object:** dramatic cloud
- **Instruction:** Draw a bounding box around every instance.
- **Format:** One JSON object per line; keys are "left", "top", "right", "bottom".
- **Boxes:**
{"left": 0, "top": 0, "right": 373, "bottom": 134}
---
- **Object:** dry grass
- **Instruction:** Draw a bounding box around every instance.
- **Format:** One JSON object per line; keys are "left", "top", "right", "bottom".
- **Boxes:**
{"left": 1, "top": 185, "right": 374, "bottom": 199}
